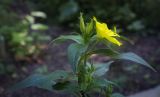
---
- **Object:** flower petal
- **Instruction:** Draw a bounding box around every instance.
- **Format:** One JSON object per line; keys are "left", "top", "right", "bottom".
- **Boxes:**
{"left": 93, "top": 16, "right": 122, "bottom": 46}
{"left": 106, "top": 30, "right": 119, "bottom": 37}
{"left": 104, "top": 36, "right": 122, "bottom": 46}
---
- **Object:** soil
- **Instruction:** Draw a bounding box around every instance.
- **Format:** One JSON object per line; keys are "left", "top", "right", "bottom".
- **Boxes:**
{"left": 0, "top": 27, "right": 160, "bottom": 97}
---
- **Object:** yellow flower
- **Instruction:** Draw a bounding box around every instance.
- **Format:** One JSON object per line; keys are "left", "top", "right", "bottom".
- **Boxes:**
{"left": 93, "top": 17, "right": 122, "bottom": 46}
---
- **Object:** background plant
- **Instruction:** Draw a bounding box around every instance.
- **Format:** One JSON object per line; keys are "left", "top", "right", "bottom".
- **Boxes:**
{"left": 1, "top": 0, "right": 160, "bottom": 37}
{"left": 0, "top": 0, "right": 50, "bottom": 74}
{"left": 26, "top": 0, "right": 160, "bottom": 36}
{"left": 11, "top": 14, "right": 155, "bottom": 97}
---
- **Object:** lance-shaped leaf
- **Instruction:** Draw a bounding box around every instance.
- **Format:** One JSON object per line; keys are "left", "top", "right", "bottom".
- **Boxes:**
{"left": 50, "top": 35, "right": 83, "bottom": 45}
{"left": 67, "top": 43, "right": 87, "bottom": 73}
{"left": 114, "top": 52, "right": 156, "bottom": 71}
{"left": 93, "top": 61, "right": 114, "bottom": 77}
{"left": 10, "top": 70, "right": 69, "bottom": 92}
{"left": 88, "top": 49, "right": 155, "bottom": 71}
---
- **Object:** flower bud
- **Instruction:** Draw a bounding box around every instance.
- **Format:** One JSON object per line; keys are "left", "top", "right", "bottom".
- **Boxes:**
{"left": 86, "top": 19, "right": 93, "bottom": 34}
{"left": 79, "top": 13, "right": 85, "bottom": 33}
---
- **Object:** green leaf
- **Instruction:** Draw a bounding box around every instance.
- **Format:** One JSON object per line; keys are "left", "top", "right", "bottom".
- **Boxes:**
{"left": 93, "top": 61, "right": 114, "bottom": 77}
{"left": 50, "top": 35, "right": 83, "bottom": 45}
{"left": 31, "top": 24, "right": 48, "bottom": 30}
{"left": 31, "top": 11, "right": 46, "bottom": 18}
{"left": 114, "top": 52, "right": 156, "bottom": 71}
{"left": 10, "top": 70, "right": 69, "bottom": 91}
{"left": 25, "top": 15, "right": 34, "bottom": 24}
{"left": 111, "top": 93, "right": 125, "bottom": 97}
{"left": 67, "top": 43, "right": 87, "bottom": 73}
{"left": 88, "top": 49, "right": 155, "bottom": 71}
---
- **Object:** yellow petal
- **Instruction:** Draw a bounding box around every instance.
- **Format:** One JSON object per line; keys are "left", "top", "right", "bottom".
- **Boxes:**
{"left": 93, "top": 16, "right": 122, "bottom": 46}
{"left": 96, "top": 22, "right": 108, "bottom": 36}
{"left": 106, "top": 29, "right": 119, "bottom": 37}
{"left": 104, "top": 36, "right": 122, "bottom": 46}
{"left": 100, "top": 23, "right": 108, "bottom": 30}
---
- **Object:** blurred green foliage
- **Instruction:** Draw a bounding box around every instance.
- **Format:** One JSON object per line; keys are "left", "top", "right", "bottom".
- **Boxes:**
{"left": 0, "top": 0, "right": 50, "bottom": 74}
{"left": 1, "top": 0, "right": 160, "bottom": 35}
{"left": 26, "top": 0, "right": 160, "bottom": 35}
{"left": 0, "top": 12, "right": 49, "bottom": 61}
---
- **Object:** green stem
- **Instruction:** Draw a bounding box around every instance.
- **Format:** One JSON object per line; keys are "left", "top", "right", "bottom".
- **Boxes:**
{"left": 87, "top": 39, "right": 99, "bottom": 51}
{"left": 77, "top": 39, "right": 97, "bottom": 96}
